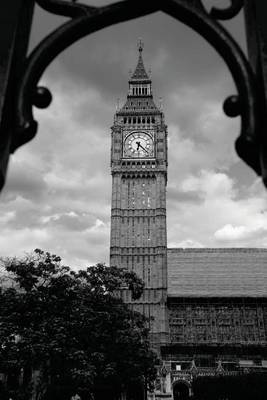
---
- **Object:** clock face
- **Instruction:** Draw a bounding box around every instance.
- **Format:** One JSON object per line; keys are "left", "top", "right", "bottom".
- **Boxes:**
{"left": 124, "top": 132, "right": 154, "bottom": 158}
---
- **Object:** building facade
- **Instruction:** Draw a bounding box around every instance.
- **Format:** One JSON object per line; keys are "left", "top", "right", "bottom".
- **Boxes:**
{"left": 166, "top": 248, "right": 267, "bottom": 399}
{"left": 110, "top": 45, "right": 267, "bottom": 400}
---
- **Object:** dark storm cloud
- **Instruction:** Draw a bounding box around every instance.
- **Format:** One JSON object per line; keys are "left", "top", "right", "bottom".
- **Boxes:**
{"left": 3, "top": 161, "right": 48, "bottom": 202}
{"left": 31, "top": 2, "right": 246, "bottom": 101}
{"left": 167, "top": 187, "right": 204, "bottom": 205}
{"left": 42, "top": 212, "right": 97, "bottom": 232}
{"left": 227, "top": 161, "right": 258, "bottom": 195}
{"left": 4, "top": 206, "right": 42, "bottom": 230}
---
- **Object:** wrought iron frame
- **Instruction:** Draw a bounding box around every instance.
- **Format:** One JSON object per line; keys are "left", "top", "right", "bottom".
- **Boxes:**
{"left": 2, "top": 0, "right": 267, "bottom": 188}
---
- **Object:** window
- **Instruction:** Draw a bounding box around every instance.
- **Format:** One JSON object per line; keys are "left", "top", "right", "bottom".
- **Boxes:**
{"left": 239, "top": 360, "right": 254, "bottom": 367}
{"left": 148, "top": 267, "right": 151, "bottom": 285}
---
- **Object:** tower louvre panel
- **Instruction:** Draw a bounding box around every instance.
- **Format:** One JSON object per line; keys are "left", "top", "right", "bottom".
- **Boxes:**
{"left": 110, "top": 45, "right": 169, "bottom": 347}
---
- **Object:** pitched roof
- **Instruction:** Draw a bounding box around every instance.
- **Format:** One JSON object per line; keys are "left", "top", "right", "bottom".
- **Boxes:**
{"left": 130, "top": 46, "right": 150, "bottom": 81}
{"left": 119, "top": 96, "right": 160, "bottom": 114}
{"left": 167, "top": 248, "right": 267, "bottom": 298}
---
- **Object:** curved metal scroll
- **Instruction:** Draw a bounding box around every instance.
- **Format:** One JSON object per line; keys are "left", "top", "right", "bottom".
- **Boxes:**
{"left": 209, "top": 0, "right": 244, "bottom": 20}
{"left": 14, "top": 0, "right": 261, "bottom": 178}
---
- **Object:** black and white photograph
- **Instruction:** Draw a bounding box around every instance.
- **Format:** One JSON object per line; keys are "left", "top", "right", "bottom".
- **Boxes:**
{"left": 0, "top": 1, "right": 266, "bottom": 399}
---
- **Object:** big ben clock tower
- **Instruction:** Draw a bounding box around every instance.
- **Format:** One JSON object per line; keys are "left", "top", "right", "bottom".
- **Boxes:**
{"left": 110, "top": 42, "right": 168, "bottom": 347}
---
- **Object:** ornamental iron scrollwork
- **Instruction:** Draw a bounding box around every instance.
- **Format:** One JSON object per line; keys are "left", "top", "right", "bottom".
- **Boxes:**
{"left": 13, "top": 0, "right": 263, "bottom": 185}
{"left": 209, "top": 0, "right": 244, "bottom": 20}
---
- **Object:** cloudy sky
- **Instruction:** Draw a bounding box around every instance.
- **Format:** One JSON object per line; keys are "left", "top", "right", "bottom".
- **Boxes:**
{"left": 0, "top": 1, "right": 266, "bottom": 268}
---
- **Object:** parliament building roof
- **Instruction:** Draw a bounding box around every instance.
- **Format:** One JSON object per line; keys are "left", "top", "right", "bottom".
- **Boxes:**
{"left": 167, "top": 248, "right": 267, "bottom": 298}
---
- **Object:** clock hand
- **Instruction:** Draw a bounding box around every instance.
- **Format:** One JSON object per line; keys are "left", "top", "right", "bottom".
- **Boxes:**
{"left": 136, "top": 141, "right": 141, "bottom": 150}
{"left": 139, "top": 144, "right": 148, "bottom": 153}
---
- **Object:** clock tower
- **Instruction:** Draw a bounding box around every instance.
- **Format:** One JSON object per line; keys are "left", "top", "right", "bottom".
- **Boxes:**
{"left": 110, "top": 42, "right": 169, "bottom": 347}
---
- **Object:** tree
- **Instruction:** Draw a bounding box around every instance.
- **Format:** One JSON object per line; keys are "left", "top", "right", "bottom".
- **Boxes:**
{"left": 0, "top": 249, "right": 157, "bottom": 400}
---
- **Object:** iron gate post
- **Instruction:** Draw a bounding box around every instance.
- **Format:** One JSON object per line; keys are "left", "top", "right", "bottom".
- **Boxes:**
{"left": 0, "top": 0, "right": 35, "bottom": 191}
{"left": 244, "top": 0, "right": 267, "bottom": 185}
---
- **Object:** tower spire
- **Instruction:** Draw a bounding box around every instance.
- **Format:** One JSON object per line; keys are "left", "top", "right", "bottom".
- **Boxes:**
{"left": 130, "top": 39, "right": 150, "bottom": 81}
{"left": 118, "top": 41, "right": 160, "bottom": 111}
{"left": 138, "top": 38, "right": 144, "bottom": 53}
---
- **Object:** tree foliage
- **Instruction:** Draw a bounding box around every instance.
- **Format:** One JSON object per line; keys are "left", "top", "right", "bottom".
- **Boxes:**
{"left": 0, "top": 249, "right": 157, "bottom": 400}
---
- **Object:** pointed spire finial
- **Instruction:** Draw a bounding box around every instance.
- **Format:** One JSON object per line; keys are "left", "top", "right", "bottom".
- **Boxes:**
{"left": 130, "top": 39, "right": 150, "bottom": 81}
{"left": 138, "top": 38, "right": 144, "bottom": 53}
